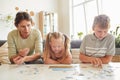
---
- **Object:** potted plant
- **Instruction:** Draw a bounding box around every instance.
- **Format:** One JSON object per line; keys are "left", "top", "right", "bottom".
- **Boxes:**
{"left": 110, "top": 26, "right": 120, "bottom": 55}
{"left": 77, "top": 32, "right": 83, "bottom": 39}
{"left": 115, "top": 26, "right": 120, "bottom": 48}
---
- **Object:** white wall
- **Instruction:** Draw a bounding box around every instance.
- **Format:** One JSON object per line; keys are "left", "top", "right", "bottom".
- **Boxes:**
{"left": 58, "top": 0, "right": 71, "bottom": 37}
{"left": 0, "top": 0, "right": 58, "bottom": 40}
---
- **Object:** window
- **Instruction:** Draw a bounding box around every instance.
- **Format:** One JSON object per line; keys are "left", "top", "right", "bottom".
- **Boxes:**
{"left": 71, "top": 0, "right": 99, "bottom": 39}
{"left": 71, "top": 0, "right": 120, "bottom": 39}
{"left": 102, "top": 0, "right": 120, "bottom": 31}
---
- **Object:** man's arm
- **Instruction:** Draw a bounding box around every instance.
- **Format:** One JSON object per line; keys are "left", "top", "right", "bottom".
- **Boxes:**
{"left": 23, "top": 53, "right": 41, "bottom": 62}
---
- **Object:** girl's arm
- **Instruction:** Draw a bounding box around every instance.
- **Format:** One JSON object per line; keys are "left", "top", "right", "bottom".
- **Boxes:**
{"left": 44, "top": 58, "right": 60, "bottom": 64}
{"left": 58, "top": 52, "right": 72, "bottom": 64}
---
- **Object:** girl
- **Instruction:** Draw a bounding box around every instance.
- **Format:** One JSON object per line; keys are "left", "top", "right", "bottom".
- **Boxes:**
{"left": 43, "top": 32, "right": 72, "bottom": 64}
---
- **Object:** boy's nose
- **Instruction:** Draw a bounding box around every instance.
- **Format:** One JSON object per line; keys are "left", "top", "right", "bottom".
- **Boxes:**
{"left": 100, "top": 32, "right": 105, "bottom": 36}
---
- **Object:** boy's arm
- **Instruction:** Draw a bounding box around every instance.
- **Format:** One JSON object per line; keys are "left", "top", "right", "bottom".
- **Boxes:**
{"left": 80, "top": 52, "right": 112, "bottom": 65}
{"left": 79, "top": 53, "right": 102, "bottom": 66}
{"left": 79, "top": 53, "right": 92, "bottom": 63}
{"left": 100, "top": 55, "right": 113, "bottom": 64}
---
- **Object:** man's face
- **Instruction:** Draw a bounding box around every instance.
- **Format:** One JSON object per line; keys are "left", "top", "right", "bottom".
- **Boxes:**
{"left": 17, "top": 20, "right": 32, "bottom": 39}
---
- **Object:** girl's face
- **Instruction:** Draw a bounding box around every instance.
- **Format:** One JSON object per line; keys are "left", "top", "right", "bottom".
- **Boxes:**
{"left": 93, "top": 25, "right": 109, "bottom": 40}
{"left": 50, "top": 37, "right": 64, "bottom": 58}
{"left": 17, "top": 20, "right": 32, "bottom": 39}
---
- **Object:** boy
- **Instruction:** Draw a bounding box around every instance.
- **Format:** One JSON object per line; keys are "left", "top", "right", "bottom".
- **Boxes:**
{"left": 79, "top": 14, "right": 115, "bottom": 67}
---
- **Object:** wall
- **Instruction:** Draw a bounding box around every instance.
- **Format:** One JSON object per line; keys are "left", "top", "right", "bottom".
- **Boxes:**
{"left": 58, "top": 0, "right": 71, "bottom": 37}
{"left": 0, "top": 0, "right": 58, "bottom": 40}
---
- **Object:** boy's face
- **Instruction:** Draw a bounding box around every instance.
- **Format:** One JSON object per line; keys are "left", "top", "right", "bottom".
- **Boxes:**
{"left": 93, "top": 25, "right": 109, "bottom": 40}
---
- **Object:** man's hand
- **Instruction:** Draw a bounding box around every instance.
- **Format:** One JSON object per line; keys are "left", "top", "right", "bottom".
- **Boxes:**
{"left": 19, "top": 48, "right": 30, "bottom": 57}
{"left": 13, "top": 56, "right": 24, "bottom": 64}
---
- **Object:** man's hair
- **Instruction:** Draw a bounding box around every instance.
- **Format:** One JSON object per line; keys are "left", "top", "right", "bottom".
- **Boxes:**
{"left": 14, "top": 11, "right": 33, "bottom": 27}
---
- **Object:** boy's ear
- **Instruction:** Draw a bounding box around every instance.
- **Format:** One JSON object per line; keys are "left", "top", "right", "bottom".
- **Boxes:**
{"left": 92, "top": 26, "right": 94, "bottom": 30}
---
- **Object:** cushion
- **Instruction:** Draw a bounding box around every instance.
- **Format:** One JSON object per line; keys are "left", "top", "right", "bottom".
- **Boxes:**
{"left": 0, "top": 42, "right": 10, "bottom": 64}
{"left": 71, "top": 49, "right": 81, "bottom": 63}
{"left": 0, "top": 40, "right": 7, "bottom": 47}
{"left": 71, "top": 40, "right": 82, "bottom": 49}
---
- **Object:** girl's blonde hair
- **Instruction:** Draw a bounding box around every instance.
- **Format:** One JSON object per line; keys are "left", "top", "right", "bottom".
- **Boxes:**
{"left": 43, "top": 32, "right": 70, "bottom": 61}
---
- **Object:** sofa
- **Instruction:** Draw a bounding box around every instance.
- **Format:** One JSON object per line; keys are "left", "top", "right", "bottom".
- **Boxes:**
{"left": 0, "top": 40, "right": 6, "bottom": 47}
{"left": 70, "top": 40, "right": 81, "bottom": 63}
{"left": 0, "top": 39, "right": 119, "bottom": 64}
{"left": 0, "top": 40, "right": 10, "bottom": 64}
{"left": 0, "top": 40, "right": 82, "bottom": 64}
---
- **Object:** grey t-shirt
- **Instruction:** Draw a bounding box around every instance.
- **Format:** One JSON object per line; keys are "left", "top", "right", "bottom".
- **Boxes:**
{"left": 80, "top": 33, "right": 115, "bottom": 57}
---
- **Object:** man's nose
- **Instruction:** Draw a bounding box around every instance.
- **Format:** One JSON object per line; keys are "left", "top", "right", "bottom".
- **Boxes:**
{"left": 24, "top": 26, "right": 29, "bottom": 31}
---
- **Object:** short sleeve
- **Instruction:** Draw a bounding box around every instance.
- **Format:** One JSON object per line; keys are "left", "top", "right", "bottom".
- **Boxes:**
{"left": 7, "top": 31, "right": 17, "bottom": 58}
{"left": 80, "top": 36, "right": 86, "bottom": 54}
{"left": 106, "top": 35, "right": 115, "bottom": 55}
{"left": 34, "top": 29, "right": 43, "bottom": 55}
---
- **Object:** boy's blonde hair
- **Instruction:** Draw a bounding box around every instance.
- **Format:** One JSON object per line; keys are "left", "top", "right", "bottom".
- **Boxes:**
{"left": 92, "top": 14, "right": 110, "bottom": 29}
{"left": 43, "top": 32, "right": 70, "bottom": 61}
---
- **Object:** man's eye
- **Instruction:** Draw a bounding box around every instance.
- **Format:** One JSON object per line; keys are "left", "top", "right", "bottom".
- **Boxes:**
{"left": 27, "top": 24, "right": 31, "bottom": 27}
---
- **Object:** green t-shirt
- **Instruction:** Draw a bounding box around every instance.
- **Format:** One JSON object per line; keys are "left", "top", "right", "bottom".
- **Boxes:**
{"left": 7, "top": 28, "right": 43, "bottom": 58}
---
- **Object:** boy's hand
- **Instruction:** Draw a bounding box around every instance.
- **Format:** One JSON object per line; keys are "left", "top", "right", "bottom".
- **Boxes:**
{"left": 90, "top": 57, "right": 102, "bottom": 67}
{"left": 19, "top": 48, "right": 30, "bottom": 57}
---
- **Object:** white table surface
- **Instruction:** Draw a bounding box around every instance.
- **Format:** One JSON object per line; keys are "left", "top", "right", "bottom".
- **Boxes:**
{"left": 0, "top": 62, "right": 120, "bottom": 80}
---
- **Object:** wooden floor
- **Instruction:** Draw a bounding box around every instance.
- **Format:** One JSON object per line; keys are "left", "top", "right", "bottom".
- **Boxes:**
{"left": 112, "top": 55, "right": 120, "bottom": 62}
